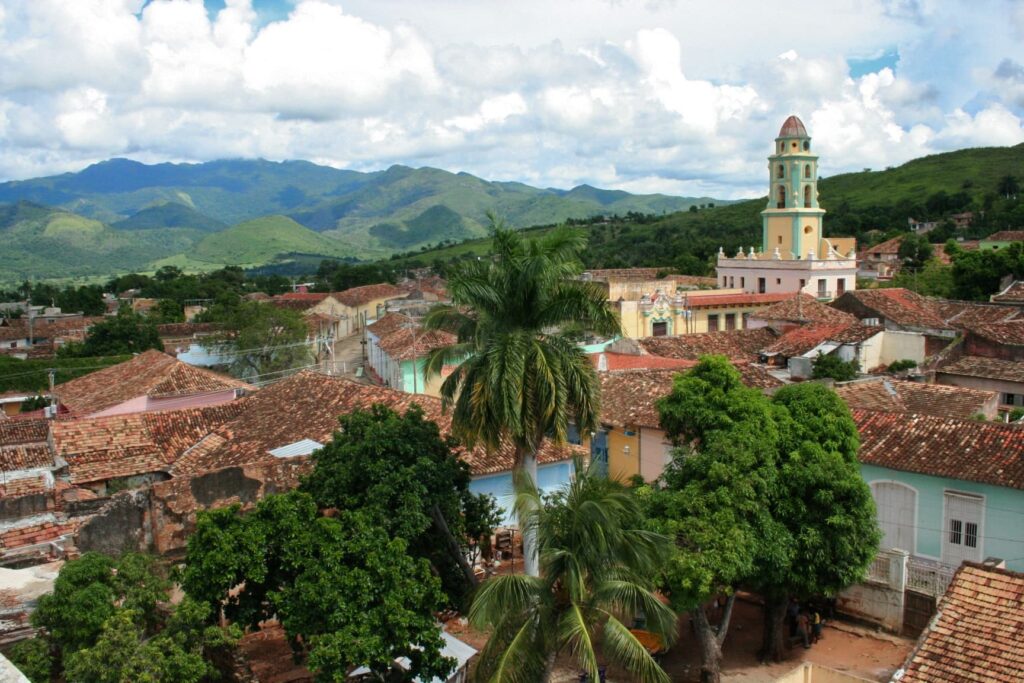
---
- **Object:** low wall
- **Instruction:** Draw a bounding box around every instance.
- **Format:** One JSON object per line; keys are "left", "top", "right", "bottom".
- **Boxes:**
{"left": 837, "top": 549, "right": 908, "bottom": 633}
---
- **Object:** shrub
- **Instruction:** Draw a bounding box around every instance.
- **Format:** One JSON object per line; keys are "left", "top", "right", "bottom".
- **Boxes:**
{"left": 887, "top": 359, "right": 918, "bottom": 373}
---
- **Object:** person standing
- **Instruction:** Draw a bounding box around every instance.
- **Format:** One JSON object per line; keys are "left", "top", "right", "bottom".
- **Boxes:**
{"left": 796, "top": 611, "right": 811, "bottom": 649}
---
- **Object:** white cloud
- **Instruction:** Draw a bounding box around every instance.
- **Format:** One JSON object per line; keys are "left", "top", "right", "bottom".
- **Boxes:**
{"left": 0, "top": 0, "right": 1021, "bottom": 198}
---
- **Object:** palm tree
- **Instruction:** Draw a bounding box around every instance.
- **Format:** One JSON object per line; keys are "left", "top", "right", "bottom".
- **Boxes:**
{"left": 469, "top": 459, "right": 677, "bottom": 682}
{"left": 423, "top": 216, "right": 620, "bottom": 576}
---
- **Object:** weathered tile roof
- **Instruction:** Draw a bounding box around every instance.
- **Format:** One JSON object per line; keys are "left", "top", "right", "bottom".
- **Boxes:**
{"left": 0, "top": 418, "right": 53, "bottom": 471}
{"left": 377, "top": 327, "right": 458, "bottom": 361}
{"left": 984, "top": 230, "right": 1024, "bottom": 242}
{"left": 835, "top": 288, "right": 951, "bottom": 330}
{"left": 992, "top": 281, "right": 1024, "bottom": 304}
{"left": 599, "top": 365, "right": 783, "bottom": 429}
{"left": 155, "top": 322, "right": 221, "bottom": 337}
{"left": 836, "top": 379, "right": 997, "bottom": 420}
{"left": 0, "top": 418, "right": 49, "bottom": 448}
{"left": 0, "top": 473, "right": 50, "bottom": 498}
{"left": 933, "top": 300, "right": 1020, "bottom": 328}
{"left": 332, "top": 283, "right": 407, "bottom": 307}
{"left": 366, "top": 312, "right": 413, "bottom": 338}
{"left": 860, "top": 236, "right": 903, "bottom": 256}
{"left": 682, "top": 291, "right": 792, "bottom": 308}
{"left": 584, "top": 268, "right": 673, "bottom": 280}
{"left": 970, "top": 320, "right": 1024, "bottom": 346}
{"left": 51, "top": 402, "right": 245, "bottom": 484}
{"left": 938, "top": 356, "right": 1024, "bottom": 383}
{"left": 753, "top": 293, "right": 857, "bottom": 325}
{"left": 590, "top": 353, "right": 695, "bottom": 372}
{"left": 171, "top": 372, "right": 580, "bottom": 477}
{"left": 852, "top": 409, "right": 1024, "bottom": 490}
{"left": 53, "top": 350, "right": 251, "bottom": 414}
{"left": 762, "top": 323, "right": 860, "bottom": 358}
{"left": 899, "top": 563, "right": 1024, "bottom": 682}
{"left": 638, "top": 328, "right": 779, "bottom": 363}
{"left": 0, "top": 519, "right": 79, "bottom": 551}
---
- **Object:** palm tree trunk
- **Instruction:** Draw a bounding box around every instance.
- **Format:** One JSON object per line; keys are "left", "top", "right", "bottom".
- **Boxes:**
{"left": 521, "top": 447, "right": 540, "bottom": 578}
{"left": 541, "top": 649, "right": 559, "bottom": 683}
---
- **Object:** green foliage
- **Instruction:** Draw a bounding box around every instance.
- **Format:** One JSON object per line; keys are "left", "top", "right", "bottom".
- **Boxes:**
{"left": 149, "top": 298, "right": 185, "bottom": 324}
{"left": 897, "top": 234, "right": 933, "bottom": 269}
{"left": 27, "top": 552, "right": 235, "bottom": 682}
{"left": 19, "top": 394, "right": 49, "bottom": 412}
{"left": 948, "top": 240, "right": 1024, "bottom": 300}
{"left": 6, "top": 637, "right": 54, "bottom": 683}
{"left": 0, "top": 281, "right": 106, "bottom": 315}
{"left": 182, "top": 492, "right": 452, "bottom": 682}
{"left": 300, "top": 405, "right": 500, "bottom": 606}
{"left": 886, "top": 359, "right": 918, "bottom": 372}
{"left": 312, "top": 260, "right": 396, "bottom": 292}
{"left": 0, "top": 355, "right": 129, "bottom": 393}
{"left": 470, "top": 461, "right": 676, "bottom": 683}
{"left": 190, "top": 216, "right": 353, "bottom": 266}
{"left": 811, "top": 353, "right": 860, "bottom": 382}
{"left": 219, "top": 301, "right": 311, "bottom": 380}
{"left": 59, "top": 306, "right": 162, "bottom": 357}
{"left": 886, "top": 258, "right": 955, "bottom": 298}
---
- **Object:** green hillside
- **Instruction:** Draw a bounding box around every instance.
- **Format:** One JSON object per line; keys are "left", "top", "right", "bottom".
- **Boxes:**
{"left": 112, "top": 202, "right": 227, "bottom": 232}
{"left": 0, "top": 201, "right": 202, "bottom": 283}
{"left": 188, "top": 215, "right": 352, "bottom": 266}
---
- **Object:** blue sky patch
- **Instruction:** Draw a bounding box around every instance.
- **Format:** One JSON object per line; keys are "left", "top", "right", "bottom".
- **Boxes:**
{"left": 847, "top": 47, "right": 899, "bottom": 78}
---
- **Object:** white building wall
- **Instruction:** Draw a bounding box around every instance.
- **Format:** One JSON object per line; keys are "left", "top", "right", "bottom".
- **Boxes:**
{"left": 715, "top": 255, "right": 858, "bottom": 301}
{"left": 879, "top": 331, "right": 927, "bottom": 366}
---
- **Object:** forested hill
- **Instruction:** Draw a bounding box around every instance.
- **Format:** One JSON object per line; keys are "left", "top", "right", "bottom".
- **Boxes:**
{"left": 389, "top": 142, "right": 1024, "bottom": 274}
{"left": 0, "top": 158, "right": 725, "bottom": 265}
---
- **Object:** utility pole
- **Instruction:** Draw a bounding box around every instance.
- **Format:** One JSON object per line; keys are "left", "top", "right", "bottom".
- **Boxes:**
{"left": 47, "top": 368, "right": 56, "bottom": 417}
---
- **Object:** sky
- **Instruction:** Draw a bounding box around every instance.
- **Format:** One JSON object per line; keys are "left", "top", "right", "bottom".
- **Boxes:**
{"left": 0, "top": 0, "right": 1022, "bottom": 199}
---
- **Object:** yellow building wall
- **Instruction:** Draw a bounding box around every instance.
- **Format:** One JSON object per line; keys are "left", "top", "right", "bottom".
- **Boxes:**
{"left": 618, "top": 304, "right": 768, "bottom": 338}
{"left": 2, "top": 402, "right": 21, "bottom": 417}
{"left": 766, "top": 215, "right": 794, "bottom": 256}
{"left": 824, "top": 237, "right": 856, "bottom": 257}
{"left": 607, "top": 427, "right": 641, "bottom": 482}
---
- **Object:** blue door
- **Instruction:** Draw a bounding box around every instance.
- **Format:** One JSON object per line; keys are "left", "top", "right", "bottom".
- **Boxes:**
{"left": 591, "top": 430, "right": 609, "bottom": 477}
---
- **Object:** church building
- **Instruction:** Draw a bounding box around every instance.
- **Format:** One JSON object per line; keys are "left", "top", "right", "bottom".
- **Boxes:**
{"left": 716, "top": 115, "right": 857, "bottom": 301}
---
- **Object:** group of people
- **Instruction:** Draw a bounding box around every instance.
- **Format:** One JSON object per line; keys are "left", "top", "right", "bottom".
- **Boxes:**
{"left": 787, "top": 599, "right": 825, "bottom": 649}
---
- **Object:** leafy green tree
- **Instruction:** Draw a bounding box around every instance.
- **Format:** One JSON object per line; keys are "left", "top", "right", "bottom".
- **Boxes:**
{"left": 811, "top": 353, "right": 859, "bottom": 381}
{"left": 149, "top": 299, "right": 185, "bottom": 324}
{"left": 888, "top": 259, "right": 954, "bottom": 298}
{"left": 182, "top": 492, "right": 452, "bottom": 682}
{"left": 897, "top": 234, "right": 933, "bottom": 269}
{"left": 60, "top": 306, "right": 162, "bottom": 357}
{"left": 754, "top": 384, "right": 880, "bottom": 661}
{"left": 300, "top": 405, "right": 502, "bottom": 606}
{"left": 423, "top": 216, "right": 620, "bottom": 576}
{"left": 220, "top": 301, "right": 311, "bottom": 380}
{"left": 470, "top": 459, "right": 676, "bottom": 683}
{"left": 645, "top": 356, "right": 784, "bottom": 683}
{"left": 998, "top": 174, "right": 1019, "bottom": 199}
{"left": 6, "top": 637, "right": 53, "bottom": 682}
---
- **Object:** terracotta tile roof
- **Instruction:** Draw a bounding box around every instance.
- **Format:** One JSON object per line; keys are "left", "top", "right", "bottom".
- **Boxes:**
{"left": 274, "top": 292, "right": 331, "bottom": 302}
{"left": 0, "top": 520, "right": 78, "bottom": 551}
{"left": 53, "top": 350, "right": 251, "bottom": 414}
{"left": 852, "top": 409, "right": 1024, "bottom": 490}
{"left": 933, "top": 300, "right": 1020, "bottom": 328}
{"left": 836, "top": 379, "right": 997, "bottom": 420}
{"left": 0, "top": 417, "right": 49, "bottom": 448}
{"left": 861, "top": 236, "right": 903, "bottom": 256}
{"left": 681, "top": 291, "right": 792, "bottom": 308}
{"left": 971, "top": 320, "right": 1024, "bottom": 346}
{"left": 992, "top": 281, "right": 1024, "bottom": 304}
{"left": 639, "top": 328, "right": 779, "bottom": 363}
{"left": 584, "top": 268, "right": 673, "bottom": 280}
{"left": 170, "top": 371, "right": 580, "bottom": 478}
{"left": 367, "top": 312, "right": 413, "bottom": 338}
{"left": 599, "top": 365, "right": 783, "bottom": 429}
{"left": 778, "top": 114, "right": 807, "bottom": 137}
{"left": 899, "top": 563, "right": 1024, "bottom": 682}
{"left": 0, "top": 473, "right": 50, "bottom": 497}
{"left": 762, "top": 323, "right": 862, "bottom": 358}
{"left": 377, "top": 327, "right": 458, "bottom": 361}
{"left": 984, "top": 230, "right": 1024, "bottom": 242}
{"left": 836, "top": 288, "right": 951, "bottom": 330}
{"left": 938, "top": 356, "right": 1024, "bottom": 383}
{"left": 51, "top": 402, "right": 245, "bottom": 484}
{"left": 331, "top": 283, "right": 407, "bottom": 307}
{"left": 155, "top": 322, "right": 221, "bottom": 337}
{"left": 753, "top": 293, "right": 857, "bottom": 325}
{"left": 590, "top": 353, "right": 696, "bottom": 372}
{"left": 269, "top": 297, "right": 324, "bottom": 312}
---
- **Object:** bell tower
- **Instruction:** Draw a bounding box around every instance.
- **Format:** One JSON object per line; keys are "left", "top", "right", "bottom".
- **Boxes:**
{"left": 762, "top": 115, "right": 824, "bottom": 260}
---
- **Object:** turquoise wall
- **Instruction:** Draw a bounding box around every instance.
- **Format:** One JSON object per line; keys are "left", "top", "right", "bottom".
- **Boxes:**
{"left": 470, "top": 461, "right": 576, "bottom": 525}
{"left": 860, "top": 464, "right": 1024, "bottom": 571}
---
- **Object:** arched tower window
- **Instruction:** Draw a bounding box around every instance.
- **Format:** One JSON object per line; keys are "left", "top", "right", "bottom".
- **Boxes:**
{"left": 804, "top": 164, "right": 811, "bottom": 179}
{"left": 804, "top": 185, "right": 811, "bottom": 208}
{"left": 778, "top": 186, "right": 786, "bottom": 208}
{"left": 803, "top": 140, "right": 810, "bottom": 151}
{"left": 778, "top": 164, "right": 784, "bottom": 178}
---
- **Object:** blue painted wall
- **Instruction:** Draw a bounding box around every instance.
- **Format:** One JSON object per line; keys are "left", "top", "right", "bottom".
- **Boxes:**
{"left": 470, "top": 461, "right": 576, "bottom": 525}
{"left": 860, "top": 464, "right": 1024, "bottom": 571}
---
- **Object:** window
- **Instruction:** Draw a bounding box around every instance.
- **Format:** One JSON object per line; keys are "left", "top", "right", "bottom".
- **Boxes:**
{"left": 742, "top": 312, "right": 750, "bottom": 329}
{"left": 729, "top": 276, "right": 734, "bottom": 288}
{"left": 799, "top": 279, "right": 806, "bottom": 287}
{"left": 758, "top": 278, "right": 766, "bottom": 294}
{"left": 792, "top": 141, "right": 797, "bottom": 149}
{"left": 776, "top": 278, "right": 781, "bottom": 285}
{"left": 652, "top": 321, "right": 668, "bottom": 337}
{"left": 803, "top": 140, "right": 809, "bottom": 151}
{"left": 948, "top": 519, "right": 962, "bottom": 545}
{"left": 725, "top": 313, "right": 736, "bottom": 331}
{"left": 943, "top": 491, "right": 983, "bottom": 565}
{"left": 837, "top": 278, "right": 846, "bottom": 296}
{"left": 804, "top": 164, "right": 811, "bottom": 178}
{"left": 965, "top": 522, "right": 978, "bottom": 548}
{"left": 1004, "top": 393, "right": 1018, "bottom": 406}
{"left": 778, "top": 235, "right": 783, "bottom": 244}
{"left": 740, "top": 277, "right": 745, "bottom": 288}
{"left": 707, "top": 314, "right": 719, "bottom": 332}
{"left": 871, "top": 481, "right": 916, "bottom": 552}
{"left": 778, "top": 186, "right": 786, "bottom": 208}
{"left": 817, "top": 278, "right": 827, "bottom": 297}
{"left": 804, "top": 185, "right": 811, "bottom": 208}
{"left": 778, "top": 164, "right": 784, "bottom": 178}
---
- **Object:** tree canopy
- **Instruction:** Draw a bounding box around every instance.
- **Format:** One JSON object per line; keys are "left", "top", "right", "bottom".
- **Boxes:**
{"left": 299, "top": 404, "right": 501, "bottom": 606}
{"left": 60, "top": 306, "right": 162, "bottom": 357}
{"left": 218, "top": 301, "right": 311, "bottom": 380}
{"left": 182, "top": 491, "right": 452, "bottom": 682}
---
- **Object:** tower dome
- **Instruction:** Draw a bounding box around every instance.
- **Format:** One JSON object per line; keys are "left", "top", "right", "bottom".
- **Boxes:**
{"left": 778, "top": 115, "right": 807, "bottom": 138}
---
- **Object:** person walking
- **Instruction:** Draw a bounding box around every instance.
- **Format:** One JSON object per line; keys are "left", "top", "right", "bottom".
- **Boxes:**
{"left": 796, "top": 611, "right": 811, "bottom": 649}
{"left": 811, "top": 609, "right": 823, "bottom": 644}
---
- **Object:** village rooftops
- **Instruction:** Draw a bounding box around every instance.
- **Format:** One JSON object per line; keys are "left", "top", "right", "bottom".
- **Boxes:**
{"left": 836, "top": 378, "right": 998, "bottom": 421}
{"left": 937, "top": 356, "right": 1024, "bottom": 384}
{"left": 831, "top": 288, "right": 952, "bottom": 331}
{"left": 852, "top": 409, "right": 1024, "bottom": 491}
{"left": 897, "top": 562, "right": 1024, "bottom": 682}
{"left": 752, "top": 293, "right": 857, "bottom": 326}
{"left": 331, "top": 283, "right": 407, "bottom": 307}
{"left": 598, "top": 365, "right": 783, "bottom": 430}
{"left": 760, "top": 322, "right": 881, "bottom": 359}
{"left": 170, "top": 371, "right": 582, "bottom": 478}
{"left": 366, "top": 312, "right": 414, "bottom": 338}
{"left": 858, "top": 236, "right": 903, "bottom": 257}
{"left": 50, "top": 402, "right": 246, "bottom": 485}
{"left": 969, "top": 320, "right": 1024, "bottom": 346}
{"left": 931, "top": 300, "right": 1021, "bottom": 328}
{"left": 638, "top": 327, "right": 779, "bottom": 363}
{"left": 992, "top": 280, "right": 1024, "bottom": 304}
{"left": 53, "top": 349, "right": 252, "bottom": 416}
{"left": 983, "top": 230, "right": 1024, "bottom": 242}
{"left": 0, "top": 417, "right": 53, "bottom": 471}
{"left": 376, "top": 327, "right": 458, "bottom": 362}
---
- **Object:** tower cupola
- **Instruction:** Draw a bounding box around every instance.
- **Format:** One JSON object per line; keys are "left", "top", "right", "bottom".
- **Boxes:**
{"left": 763, "top": 114, "right": 823, "bottom": 259}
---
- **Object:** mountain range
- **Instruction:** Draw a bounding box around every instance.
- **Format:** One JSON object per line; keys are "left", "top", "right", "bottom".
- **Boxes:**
{"left": 0, "top": 159, "right": 724, "bottom": 282}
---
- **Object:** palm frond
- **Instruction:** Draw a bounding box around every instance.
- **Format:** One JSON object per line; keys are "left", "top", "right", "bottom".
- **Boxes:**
{"left": 557, "top": 604, "right": 600, "bottom": 681}
{"left": 469, "top": 574, "right": 545, "bottom": 629}
{"left": 600, "top": 614, "right": 671, "bottom": 683}
{"left": 592, "top": 580, "right": 678, "bottom": 646}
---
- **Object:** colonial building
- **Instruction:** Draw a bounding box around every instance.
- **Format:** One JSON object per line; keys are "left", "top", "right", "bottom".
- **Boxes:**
{"left": 716, "top": 115, "right": 857, "bottom": 300}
